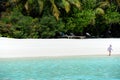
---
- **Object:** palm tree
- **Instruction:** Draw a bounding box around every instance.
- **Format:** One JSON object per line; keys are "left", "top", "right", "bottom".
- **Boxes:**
{"left": 24, "top": 0, "right": 44, "bottom": 16}
{"left": 7, "top": 0, "right": 82, "bottom": 20}
{"left": 50, "top": 0, "right": 81, "bottom": 20}
{"left": 94, "top": 0, "right": 120, "bottom": 37}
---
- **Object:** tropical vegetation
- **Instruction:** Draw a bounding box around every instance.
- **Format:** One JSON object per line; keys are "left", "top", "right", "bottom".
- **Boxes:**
{"left": 0, "top": 0, "right": 120, "bottom": 38}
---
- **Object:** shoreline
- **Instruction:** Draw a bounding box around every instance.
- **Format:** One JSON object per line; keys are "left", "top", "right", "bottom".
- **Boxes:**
{"left": 0, "top": 55, "right": 120, "bottom": 60}
{"left": 0, "top": 38, "right": 120, "bottom": 58}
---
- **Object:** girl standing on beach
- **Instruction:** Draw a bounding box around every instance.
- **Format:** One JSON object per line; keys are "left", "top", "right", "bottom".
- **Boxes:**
{"left": 107, "top": 44, "right": 112, "bottom": 56}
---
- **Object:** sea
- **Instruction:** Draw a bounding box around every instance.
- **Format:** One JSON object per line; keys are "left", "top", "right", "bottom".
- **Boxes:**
{"left": 0, "top": 56, "right": 120, "bottom": 80}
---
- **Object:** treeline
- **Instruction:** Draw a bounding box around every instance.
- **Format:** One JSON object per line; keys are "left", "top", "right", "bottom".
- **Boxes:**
{"left": 0, "top": 0, "right": 120, "bottom": 38}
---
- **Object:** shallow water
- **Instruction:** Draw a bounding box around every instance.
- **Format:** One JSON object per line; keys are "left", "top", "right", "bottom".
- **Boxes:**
{"left": 0, "top": 56, "right": 120, "bottom": 80}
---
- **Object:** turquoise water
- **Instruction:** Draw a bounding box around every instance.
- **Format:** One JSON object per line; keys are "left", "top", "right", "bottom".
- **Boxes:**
{"left": 0, "top": 56, "right": 120, "bottom": 80}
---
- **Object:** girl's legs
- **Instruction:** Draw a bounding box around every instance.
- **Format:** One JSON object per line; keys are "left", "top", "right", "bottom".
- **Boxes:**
{"left": 109, "top": 51, "right": 111, "bottom": 56}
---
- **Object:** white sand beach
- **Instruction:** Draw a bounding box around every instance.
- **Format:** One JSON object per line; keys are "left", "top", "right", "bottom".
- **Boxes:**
{"left": 0, "top": 37, "right": 120, "bottom": 58}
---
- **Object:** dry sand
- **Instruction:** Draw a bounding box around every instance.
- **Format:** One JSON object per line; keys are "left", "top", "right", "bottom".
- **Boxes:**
{"left": 0, "top": 37, "right": 120, "bottom": 58}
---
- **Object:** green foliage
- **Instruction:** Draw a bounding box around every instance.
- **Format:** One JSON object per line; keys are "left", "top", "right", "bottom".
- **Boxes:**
{"left": 104, "top": 4, "right": 120, "bottom": 24}
{"left": 95, "top": 8, "right": 105, "bottom": 16}
{"left": 0, "top": 10, "right": 40, "bottom": 38}
{"left": 0, "top": 0, "right": 120, "bottom": 38}
{"left": 81, "top": 0, "right": 97, "bottom": 9}
{"left": 105, "top": 11, "right": 120, "bottom": 24}
{"left": 66, "top": 8, "right": 95, "bottom": 34}
{"left": 40, "top": 15, "right": 65, "bottom": 38}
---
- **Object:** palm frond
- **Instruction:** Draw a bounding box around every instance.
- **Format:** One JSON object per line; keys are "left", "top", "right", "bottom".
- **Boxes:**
{"left": 50, "top": 0, "right": 60, "bottom": 20}
{"left": 62, "top": 0, "right": 70, "bottom": 13}
{"left": 25, "top": 1, "right": 29, "bottom": 12}
{"left": 95, "top": 8, "right": 105, "bottom": 16}
{"left": 97, "top": 1, "right": 110, "bottom": 9}
{"left": 24, "top": 0, "right": 34, "bottom": 14}
{"left": 68, "top": 0, "right": 81, "bottom": 10}
{"left": 38, "top": 0, "right": 44, "bottom": 14}
{"left": 116, "top": 0, "right": 120, "bottom": 6}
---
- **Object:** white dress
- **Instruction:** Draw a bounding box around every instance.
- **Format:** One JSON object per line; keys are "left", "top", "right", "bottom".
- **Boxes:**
{"left": 107, "top": 47, "right": 112, "bottom": 52}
